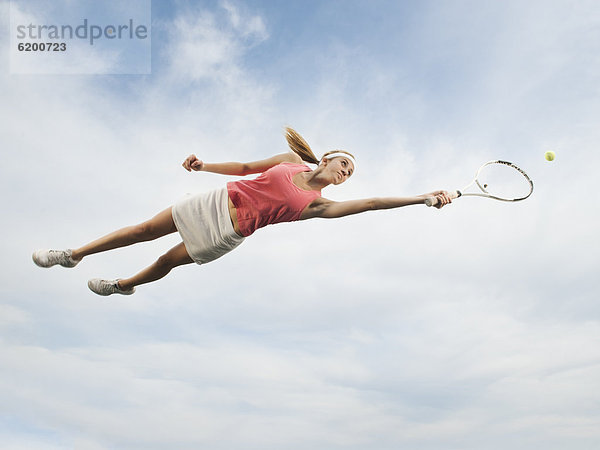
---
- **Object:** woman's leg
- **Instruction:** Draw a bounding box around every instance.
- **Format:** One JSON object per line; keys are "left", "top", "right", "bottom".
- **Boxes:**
{"left": 117, "top": 242, "right": 194, "bottom": 290}
{"left": 71, "top": 207, "right": 177, "bottom": 261}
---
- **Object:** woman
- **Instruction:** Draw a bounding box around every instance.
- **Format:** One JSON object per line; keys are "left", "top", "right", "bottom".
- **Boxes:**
{"left": 33, "top": 128, "right": 452, "bottom": 296}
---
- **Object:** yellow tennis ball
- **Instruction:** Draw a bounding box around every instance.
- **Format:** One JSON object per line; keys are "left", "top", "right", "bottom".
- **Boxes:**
{"left": 545, "top": 151, "right": 555, "bottom": 161}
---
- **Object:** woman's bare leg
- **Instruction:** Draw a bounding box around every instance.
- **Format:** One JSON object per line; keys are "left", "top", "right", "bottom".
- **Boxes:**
{"left": 71, "top": 207, "right": 177, "bottom": 261}
{"left": 117, "top": 242, "right": 194, "bottom": 290}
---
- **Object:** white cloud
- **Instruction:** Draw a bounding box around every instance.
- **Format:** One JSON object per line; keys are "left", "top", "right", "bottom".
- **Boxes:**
{"left": 0, "top": 304, "right": 31, "bottom": 326}
{"left": 221, "top": 0, "right": 268, "bottom": 42}
{"left": 161, "top": 1, "right": 267, "bottom": 84}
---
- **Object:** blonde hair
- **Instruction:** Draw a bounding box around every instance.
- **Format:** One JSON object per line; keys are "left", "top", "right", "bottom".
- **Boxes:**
{"left": 285, "top": 127, "right": 355, "bottom": 165}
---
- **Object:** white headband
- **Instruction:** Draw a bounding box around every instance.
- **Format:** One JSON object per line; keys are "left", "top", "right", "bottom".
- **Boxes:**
{"left": 321, "top": 152, "right": 356, "bottom": 168}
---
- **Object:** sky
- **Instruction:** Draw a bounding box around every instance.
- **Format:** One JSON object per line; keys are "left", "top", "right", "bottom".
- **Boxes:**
{"left": 1, "top": 0, "right": 600, "bottom": 448}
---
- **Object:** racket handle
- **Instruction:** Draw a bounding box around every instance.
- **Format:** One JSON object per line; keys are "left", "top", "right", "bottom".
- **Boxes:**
{"left": 424, "top": 190, "right": 461, "bottom": 207}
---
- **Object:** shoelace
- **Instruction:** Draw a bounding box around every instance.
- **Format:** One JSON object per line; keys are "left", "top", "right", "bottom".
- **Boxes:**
{"left": 48, "top": 250, "right": 66, "bottom": 262}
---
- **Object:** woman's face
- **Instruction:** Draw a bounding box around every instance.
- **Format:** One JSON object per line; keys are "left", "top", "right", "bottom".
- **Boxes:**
{"left": 323, "top": 156, "right": 354, "bottom": 185}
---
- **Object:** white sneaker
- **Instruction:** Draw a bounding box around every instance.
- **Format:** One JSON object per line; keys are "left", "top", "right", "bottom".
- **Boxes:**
{"left": 88, "top": 278, "right": 136, "bottom": 296}
{"left": 32, "top": 249, "right": 80, "bottom": 268}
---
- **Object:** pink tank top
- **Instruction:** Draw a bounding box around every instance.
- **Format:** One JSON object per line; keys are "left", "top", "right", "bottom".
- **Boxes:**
{"left": 227, "top": 163, "right": 322, "bottom": 236}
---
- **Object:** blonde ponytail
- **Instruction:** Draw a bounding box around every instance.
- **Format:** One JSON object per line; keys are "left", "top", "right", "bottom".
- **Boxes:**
{"left": 285, "top": 127, "right": 356, "bottom": 167}
{"left": 284, "top": 127, "right": 320, "bottom": 165}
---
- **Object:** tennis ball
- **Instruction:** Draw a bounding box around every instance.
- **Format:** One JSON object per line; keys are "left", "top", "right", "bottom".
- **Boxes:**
{"left": 545, "top": 151, "right": 555, "bottom": 161}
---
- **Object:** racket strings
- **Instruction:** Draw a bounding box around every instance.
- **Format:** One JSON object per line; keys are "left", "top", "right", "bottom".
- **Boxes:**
{"left": 473, "top": 162, "right": 533, "bottom": 201}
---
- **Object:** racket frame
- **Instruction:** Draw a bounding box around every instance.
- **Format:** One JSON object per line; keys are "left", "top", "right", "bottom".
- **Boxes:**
{"left": 425, "top": 160, "right": 534, "bottom": 207}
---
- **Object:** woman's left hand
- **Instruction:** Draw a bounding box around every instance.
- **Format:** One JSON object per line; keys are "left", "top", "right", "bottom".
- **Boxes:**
{"left": 182, "top": 154, "right": 204, "bottom": 172}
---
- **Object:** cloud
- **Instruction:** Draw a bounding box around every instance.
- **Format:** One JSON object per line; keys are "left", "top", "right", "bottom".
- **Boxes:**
{"left": 221, "top": 0, "right": 268, "bottom": 43}
{"left": 160, "top": 0, "right": 267, "bottom": 84}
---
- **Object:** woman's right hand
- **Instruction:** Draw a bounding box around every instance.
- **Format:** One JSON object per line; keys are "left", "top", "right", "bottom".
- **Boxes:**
{"left": 182, "top": 154, "right": 204, "bottom": 172}
{"left": 421, "top": 190, "right": 453, "bottom": 208}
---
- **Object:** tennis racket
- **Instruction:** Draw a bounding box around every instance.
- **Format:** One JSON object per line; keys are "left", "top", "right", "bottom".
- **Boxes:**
{"left": 425, "top": 160, "right": 534, "bottom": 207}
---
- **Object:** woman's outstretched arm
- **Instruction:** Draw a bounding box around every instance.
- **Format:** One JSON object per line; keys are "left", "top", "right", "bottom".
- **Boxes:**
{"left": 301, "top": 191, "right": 452, "bottom": 219}
{"left": 182, "top": 152, "right": 302, "bottom": 176}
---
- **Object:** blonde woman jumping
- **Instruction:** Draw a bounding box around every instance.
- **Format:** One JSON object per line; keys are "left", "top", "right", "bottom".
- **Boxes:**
{"left": 32, "top": 128, "right": 452, "bottom": 296}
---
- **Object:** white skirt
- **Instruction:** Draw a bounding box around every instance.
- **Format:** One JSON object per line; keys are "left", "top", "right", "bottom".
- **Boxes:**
{"left": 171, "top": 187, "right": 245, "bottom": 265}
